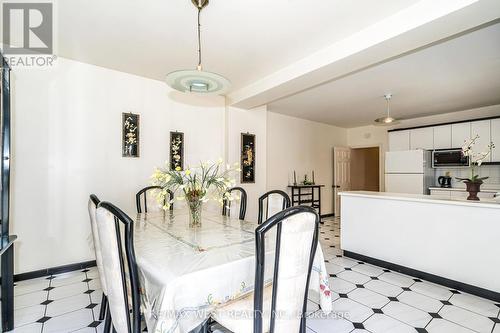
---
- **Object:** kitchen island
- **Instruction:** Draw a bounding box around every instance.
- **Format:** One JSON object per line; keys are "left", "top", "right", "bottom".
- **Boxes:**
{"left": 339, "top": 191, "right": 500, "bottom": 301}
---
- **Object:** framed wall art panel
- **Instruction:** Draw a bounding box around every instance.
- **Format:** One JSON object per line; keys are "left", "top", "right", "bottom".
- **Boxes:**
{"left": 122, "top": 113, "right": 140, "bottom": 157}
{"left": 170, "top": 131, "right": 184, "bottom": 170}
{"left": 241, "top": 133, "right": 255, "bottom": 183}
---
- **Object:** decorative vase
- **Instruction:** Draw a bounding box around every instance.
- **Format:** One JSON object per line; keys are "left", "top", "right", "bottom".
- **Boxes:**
{"left": 464, "top": 180, "right": 482, "bottom": 201}
{"left": 187, "top": 198, "right": 202, "bottom": 227}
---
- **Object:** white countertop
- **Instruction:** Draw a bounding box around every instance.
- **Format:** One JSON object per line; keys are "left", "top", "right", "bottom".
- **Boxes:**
{"left": 429, "top": 186, "right": 500, "bottom": 193}
{"left": 339, "top": 191, "right": 500, "bottom": 209}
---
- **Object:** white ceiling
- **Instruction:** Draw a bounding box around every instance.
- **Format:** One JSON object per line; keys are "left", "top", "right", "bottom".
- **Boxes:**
{"left": 54, "top": 0, "right": 418, "bottom": 91}
{"left": 268, "top": 22, "right": 500, "bottom": 128}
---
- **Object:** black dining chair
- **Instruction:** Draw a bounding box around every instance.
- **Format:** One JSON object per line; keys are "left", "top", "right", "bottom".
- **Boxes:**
{"left": 211, "top": 206, "right": 320, "bottom": 333}
{"left": 96, "top": 201, "right": 143, "bottom": 333}
{"left": 136, "top": 185, "right": 173, "bottom": 213}
{"left": 222, "top": 187, "right": 248, "bottom": 220}
{"left": 257, "top": 190, "right": 291, "bottom": 224}
{"left": 87, "top": 194, "right": 113, "bottom": 332}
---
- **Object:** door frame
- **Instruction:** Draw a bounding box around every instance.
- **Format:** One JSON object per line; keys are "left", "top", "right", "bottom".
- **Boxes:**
{"left": 332, "top": 146, "right": 351, "bottom": 217}
{"left": 348, "top": 144, "right": 384, "bottom": 192}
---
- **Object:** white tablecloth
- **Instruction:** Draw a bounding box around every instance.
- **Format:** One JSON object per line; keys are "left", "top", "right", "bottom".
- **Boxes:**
{"left": 134, "top": 209, "right": 332, "bottom": 333}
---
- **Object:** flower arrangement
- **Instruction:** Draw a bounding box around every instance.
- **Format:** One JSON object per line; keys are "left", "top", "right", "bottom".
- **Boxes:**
{"left": 456, "top": 135, "right": 495, "bottom": 183}
{"left": 456, "top": 135, "right": 495, "bottom": 201}
{"left": 152, "top": 159, "right": 240, "bottom": 226}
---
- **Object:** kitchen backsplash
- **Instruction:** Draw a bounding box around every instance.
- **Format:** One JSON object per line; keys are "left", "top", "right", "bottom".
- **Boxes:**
{"left": 434, "top": 165, "right": 500, "bottom": 189}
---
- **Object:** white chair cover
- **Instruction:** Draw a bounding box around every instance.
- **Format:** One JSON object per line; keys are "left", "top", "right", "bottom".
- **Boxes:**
{"left": 96, "top": 207, "right": 130, "bottom": 333}
{"left": 266, "top": 193, "right": 284, "bottom": 219}
{"left": 144, "top": 187, "right": 163, "bottom": 213}
{"left": 87, "top": 198, "right": 107, "bottom": 296}
{"left": 213, "top": 211, "right": 316, "bottom": 333}
{"left": 273, "top": 211, "right": 316, "bottom": 332}
{"left": 226, "top": 196, "right": 242, "bottom": 219}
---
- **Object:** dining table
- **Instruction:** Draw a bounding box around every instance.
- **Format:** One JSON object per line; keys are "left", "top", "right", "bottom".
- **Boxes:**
{"left": 133, "top": 208, "right": 332, "bottom": 333}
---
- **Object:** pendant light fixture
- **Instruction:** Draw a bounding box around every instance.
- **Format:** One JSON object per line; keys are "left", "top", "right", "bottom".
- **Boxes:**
{"left": 165, "top": 0, "right": 231, "bottom": 95}
{"left": 374, "top": 94, "right": 399, "bottom": 125}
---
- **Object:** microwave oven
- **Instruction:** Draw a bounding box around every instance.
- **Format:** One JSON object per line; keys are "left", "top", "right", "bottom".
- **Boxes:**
{"left": 432, "top": 149, "right": 470, "bottom": 168}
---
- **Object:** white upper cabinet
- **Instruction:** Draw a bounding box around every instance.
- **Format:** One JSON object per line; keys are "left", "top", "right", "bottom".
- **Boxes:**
{"left": 471, "top": 120, "right": 492, "bottom": 163}
{"left": 490, "top": 118, "right": 500, "bottom": 162}
{"left": 433, "top": 125, "right": 452, "bottom": 149}
{"left": 410, "top": 127, "right": 434, "bottom": 150}
{"left": 389, "top": 130, "right": 410, "bottom": 151}
{"left": 388, "top": 118, "right": 499, "bottom": 158}
{"left": 451, "top": 122, "right": 471, "bottom": 148}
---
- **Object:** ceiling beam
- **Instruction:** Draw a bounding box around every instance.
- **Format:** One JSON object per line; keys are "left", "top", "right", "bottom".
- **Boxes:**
{"left": 228, "top": 0, "right": 500, "bottom": 109}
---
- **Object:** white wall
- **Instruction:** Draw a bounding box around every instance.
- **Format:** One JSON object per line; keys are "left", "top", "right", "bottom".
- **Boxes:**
{"left": 266, "top": 112, "right": 347, "bottom": 215}
{"left": 226, "top": 106, "right": 267, "bottom": 222}
{"left": 11, "top": 58, "right": 225, "bottom": 274}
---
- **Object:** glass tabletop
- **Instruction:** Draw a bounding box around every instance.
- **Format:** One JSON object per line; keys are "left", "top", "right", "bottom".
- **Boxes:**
{"left": 136, "top": 209, "right": 256, "bottom": 252}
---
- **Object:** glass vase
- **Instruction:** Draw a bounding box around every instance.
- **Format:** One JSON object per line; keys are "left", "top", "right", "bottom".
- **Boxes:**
{"left": 187, "top": 198, "right": 202, "bottom": 227}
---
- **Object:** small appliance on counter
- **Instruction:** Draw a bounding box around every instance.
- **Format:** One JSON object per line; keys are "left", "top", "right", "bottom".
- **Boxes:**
{"left": 438, "top": 173, "right": 452, "bottom": 188}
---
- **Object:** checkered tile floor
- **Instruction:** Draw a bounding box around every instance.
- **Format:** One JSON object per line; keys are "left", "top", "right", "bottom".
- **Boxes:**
{"left": 306, "top": 218, "right": 500, "bottom": 333}
{"left": 10, "top": 218, "right": 500, "bottom": 332}
{"left": 11, "top": 267, "right": 103, "bottom": 332}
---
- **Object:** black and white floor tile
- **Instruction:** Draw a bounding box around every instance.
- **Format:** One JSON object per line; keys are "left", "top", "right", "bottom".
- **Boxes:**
{"left": 11, "top": 268, "right": 104, "bottom": 332}
{"left": 10, "top": 218, "right": 500, "bottom": 333}
{"left": 306, "top": 218, "right": 500, "bottom": 333}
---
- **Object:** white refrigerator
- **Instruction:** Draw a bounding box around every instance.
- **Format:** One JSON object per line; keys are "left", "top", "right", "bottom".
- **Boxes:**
{"left": 385, "top": 150, "right": 434, "bottom": 195}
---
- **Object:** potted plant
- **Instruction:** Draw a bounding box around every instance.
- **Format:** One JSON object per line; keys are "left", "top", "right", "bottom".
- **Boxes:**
{"left": 152, "top": 159, "right": 240, "bottom": 227}
{"left": 456, "top": 135, "right": 495, "bottom": 201}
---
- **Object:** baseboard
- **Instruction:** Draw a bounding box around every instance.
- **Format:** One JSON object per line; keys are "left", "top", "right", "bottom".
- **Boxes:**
{"left": 320, "top": 213, "right": 335, "bottom": 218}
{"left": 14, "top": 260, "right": 96, "bottom": 282}
{"left": 344, "top": 251, "right": 500, "bottom": 303}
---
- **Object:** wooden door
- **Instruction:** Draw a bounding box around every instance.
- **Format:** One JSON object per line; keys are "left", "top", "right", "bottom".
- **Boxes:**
{"left": 333, "top": 147, "right": 351, "bottom": 217}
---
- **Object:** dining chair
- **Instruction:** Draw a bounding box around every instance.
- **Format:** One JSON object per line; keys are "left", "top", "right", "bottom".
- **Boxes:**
{"left": 257, "top": 190, "right": 291, "bottom": 224}
{"left": 211, "top": 205, "right": 320, "bottom": 333}
{"left": 87, "top": 194, "right": 113, "bottom": 332}
{"left": 96, "top": 201, "right": 142, "bottom": 333}
{"left": 136, "top": 185, "right": 173, "bottom": 213}
{"left": 222, "top": 187, "right": 248, "bottom": 220}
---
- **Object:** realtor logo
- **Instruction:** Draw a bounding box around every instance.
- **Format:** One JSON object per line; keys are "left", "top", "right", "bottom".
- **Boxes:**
{"left": 3, "top": 3, "right": 53, "bottom": 54}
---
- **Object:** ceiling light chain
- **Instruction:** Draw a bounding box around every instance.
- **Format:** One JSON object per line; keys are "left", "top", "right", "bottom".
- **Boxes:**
{"left": 374, "top": 93, "right": 399, "bottom": 125}
{"left": 165, "top": 0, "right": 231, "bottom": 95}
{"left": 385, "top": 93, "right": 392, "bottom": 118}
{"left": 197, "top": 6, "right": 202, "bottom": 71}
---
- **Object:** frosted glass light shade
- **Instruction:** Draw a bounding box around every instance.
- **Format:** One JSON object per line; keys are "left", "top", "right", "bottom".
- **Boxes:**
{"left": 165, "top": 69, "right": 231, "bottom": 95}
{"left": 374, "top": 116, "right": 400, "bottom": 126}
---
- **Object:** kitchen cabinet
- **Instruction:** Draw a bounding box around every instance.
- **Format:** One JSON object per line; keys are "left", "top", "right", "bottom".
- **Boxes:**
{"left": 389, "top": 130, "right": 410, "bottom": 151}
{"left": 491, "top": 118, "right": 500, "bottom": 162}
{"left": 410, "top": 127, "right": 434, "bottom": 150}
{"left": 430, "top": 189, "right": 451, "bottom": 199}
{"left": 471, "top": 120, "right": 491, "bottom": 163}
{"left": 388, "top": 117, "right": 500, "bottom": 157}
{"left": 430, "top": 188, "right": 497, "bottom": 200}
{"left": 433, "top": 125, "right": 452, "bottom": 149}
{"left": 451, "top": 122, "right": 471, "bottom": 148}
